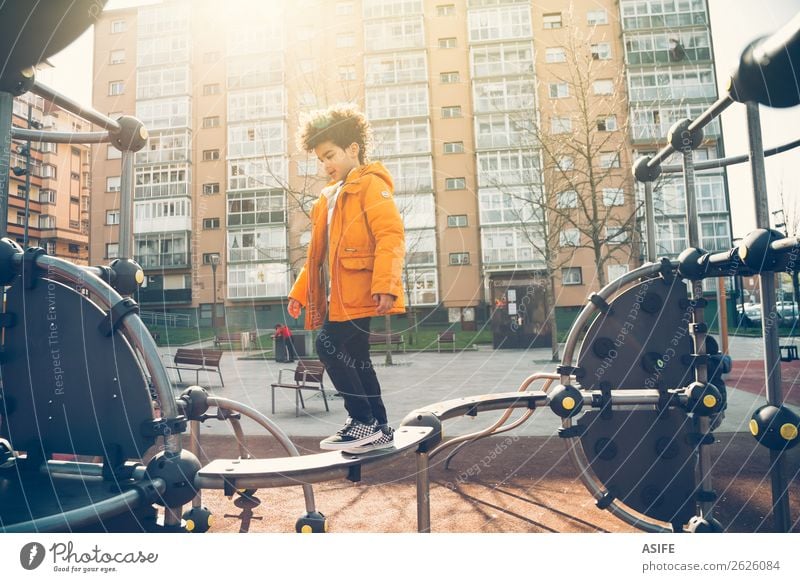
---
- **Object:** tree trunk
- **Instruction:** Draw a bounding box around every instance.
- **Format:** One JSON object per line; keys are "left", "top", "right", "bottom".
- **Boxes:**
{"left": 548, "top": 275, "right": 560, "bottom": 362}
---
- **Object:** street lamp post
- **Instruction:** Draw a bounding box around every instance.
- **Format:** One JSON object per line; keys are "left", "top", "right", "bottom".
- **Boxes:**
{"left": 210, "top": 253, "right": 220, "bottom": 332}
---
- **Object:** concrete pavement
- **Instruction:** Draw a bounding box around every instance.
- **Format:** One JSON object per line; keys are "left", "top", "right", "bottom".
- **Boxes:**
{"left": 161, "top": 335, "right": 795, "bottom": 439}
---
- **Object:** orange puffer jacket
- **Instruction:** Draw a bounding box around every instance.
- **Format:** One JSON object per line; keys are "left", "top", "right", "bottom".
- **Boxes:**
{"left": 289, "top": 162, "right": 406, "bottom": 329}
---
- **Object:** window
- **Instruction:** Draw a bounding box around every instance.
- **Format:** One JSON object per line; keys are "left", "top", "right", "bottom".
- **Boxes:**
{"left": 557, "top": 190, "right": 578, "bottom": 208}
{"left": 335, "top": 2, "right": 354, "bottom": 15}
{"left": 593, "top": 79, "right": 614, "bottom": 95}
{"left": 599, "top": 152, "right": 620, "bottom": 168}
{"left": 106, "top": 210, "right": 120, "bottom": 225}
{"left": 338, "top": 65, "right": 356, "bottom": 81}
{"left": 336, "top": 33, "right": 355, "bottom": 48}
{"left": 602, "top": 187, "right": 624, "bottom": 206}
{"left": 227, "top": 190, "right": 286, "bottom": 227}
{"left": 467, "top": 4, "right": 532, "bottom": 41}
{"left": 551, "top": 116, "right": 571, "bottom": 134}
{"left": 106, "top": 176, "right": 121, "bottom": 192}
{"left": 449, "top": 252, "right": 470, "bottom": 265}
{"left": 549, "top": 82, "right": 569, "bottom": 99}
{"left": 203, "top": 83, "right": 221, "bottom": 96}
{"left": 447, "top": 214, "right": 468, "bottom": 227}
{"left": 202, "top": 116, "right": 220, "bottom": 128}
{"left": 440, "top": 71, "right": 460, "bottom": 84}
{"left": 111, "top": 19, "right": 127, "bottom": 34}
{"left": 437, "top": 4, "right": 455, "bottom": 16}
{"left": 106, "top": 243, "right": 119, "bottom": 259}
{"left": 203, "top": 182, "right": 220, "bottom": 195}
{"left": 562, "top": 267, "right": 582, "bottom": 285}
{"left": 68, "top": 244, "right": 80, "bottom": 254}
{"left": 591, "top": 43, "right": 611, "bottom": 60}
{"left": 40, "top": 189, "right": 56, "bottom": 204}
{"left": 41, "top": 164, "right": 57, "bottom": 179}
{"left": 203, "top": 51, "right": 221, "bottom": 63}
{"left": 441, "top": 105, "right": 462, "bottom": 118}
{"left": 605, "top": 226, "right": 628, "bottom": 245}
{"left": 202, "top": 149, "right": 220, "bottom": 161}
{"left": 438, "top": 37, "right": 457, "bottom": 49}
{"left": 16, "top": 211, "right": 25, "bottom": 225}
{"left": 559, "top": 229, "right": 580, "bottom": 247}
{"left": 587, "top": 9, "right": 608, "bottom": 25}
{"left": 109, "top": 49, "right": 125, "bottom": 64}
{"left": 596, "top": 115, "right": 618, "bottom": 131}
{"left": 557, "top": 156, "right": 574, "bottom": 171}
{"left": 108, "top": 81, "right": 124, "bottom": 96}
{"left": 545, "top": 47, "right": 566, "bottom": 63}
{"left": 444, "top": 141, "right": 464, "bottom": 154}
{"left": 203, "top": 218, "right": 221, "bottom": 229}
{"left": 297, "top": 160, "right": 318, "bottom": 176}
{"left": 445, "top": 177, "right": 466, "bottom": 190}
{"left": 608, "top": 264, "right": 629, "bottom": 282}
{"left": 543, "top": 13, "right": 562, "bottom": 29}
{"left": 107, "top": 144, "right": 121, "bottom": 159}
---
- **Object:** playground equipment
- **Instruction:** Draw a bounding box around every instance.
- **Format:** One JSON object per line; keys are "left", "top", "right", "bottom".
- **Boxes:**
{"left": 1, "top": 5, "right": 798, "bottom": 533}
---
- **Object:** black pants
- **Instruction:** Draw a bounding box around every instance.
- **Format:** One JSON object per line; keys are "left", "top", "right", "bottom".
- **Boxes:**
{"left": 316, "top": 317, "right": 387, "bottom": 425}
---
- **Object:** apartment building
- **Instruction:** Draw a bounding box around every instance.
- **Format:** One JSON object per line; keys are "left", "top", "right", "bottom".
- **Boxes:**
{"left": 6, "top": 92, "right": 91, "bottom": 265}
{"left": 90, "top": 0, "right": 731, "bottom": 335}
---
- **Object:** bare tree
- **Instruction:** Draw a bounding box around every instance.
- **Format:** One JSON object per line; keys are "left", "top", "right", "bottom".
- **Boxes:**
{"left": 484, "top": 24, "right": 640, "bottom": 360}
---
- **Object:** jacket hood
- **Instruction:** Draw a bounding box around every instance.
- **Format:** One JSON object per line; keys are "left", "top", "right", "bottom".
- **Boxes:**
{"left": 322, "top": 161, "right": 394, "bottom": 193}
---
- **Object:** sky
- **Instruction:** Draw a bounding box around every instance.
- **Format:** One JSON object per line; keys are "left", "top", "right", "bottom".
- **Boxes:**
{"left": 41, "top": 0, "right": 800, "bottom": 241}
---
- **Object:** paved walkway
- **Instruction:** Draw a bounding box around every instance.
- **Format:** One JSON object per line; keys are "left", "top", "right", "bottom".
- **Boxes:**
{"left": 160, "top": 336, "right": 796, "bottom": 439}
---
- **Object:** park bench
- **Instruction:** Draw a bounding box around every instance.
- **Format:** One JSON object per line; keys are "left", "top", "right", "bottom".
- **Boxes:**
{"left": 213, "top": 330, "right": 258, "bottom": 350}
{"left": 270, "top": 360, "right": 328, "bottom": 417}
{"left": 368, "top": 332, "right": 405, "bottom": 352}
{"left": 437, "top": 330, "right": 456, "bottom": 352}
{"left": 166, "top": 348, "right": 224, "bottom": 386}
{"left": 780, "top": 344, "right": 799, "bottom": 362}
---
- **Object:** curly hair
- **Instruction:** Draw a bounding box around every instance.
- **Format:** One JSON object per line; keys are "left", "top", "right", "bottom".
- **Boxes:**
{"left": 297, "top": 104, "right": 371, "bottom": 164}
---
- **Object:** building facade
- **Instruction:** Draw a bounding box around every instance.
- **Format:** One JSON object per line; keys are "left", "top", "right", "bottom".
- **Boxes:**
{"left": 6, "top": 92, "right": 91, "bottom": 265}
{"left": 90, "top": 0, "right": 731, "bottom": 331}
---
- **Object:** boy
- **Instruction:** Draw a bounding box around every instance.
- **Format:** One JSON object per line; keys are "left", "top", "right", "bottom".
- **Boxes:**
{"left": 287, "top": 105, "right": 405, "bottom": 453}
{"left": 272, "top": 324, "right": 298, "bottom": 362}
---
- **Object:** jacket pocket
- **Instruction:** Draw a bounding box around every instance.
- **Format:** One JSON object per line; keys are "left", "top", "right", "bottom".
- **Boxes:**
{"left": 337, "top": 254, "right": 375, "bottom": 309}
{"left": 340, "top": 255, "right": 375, "bottom": 271}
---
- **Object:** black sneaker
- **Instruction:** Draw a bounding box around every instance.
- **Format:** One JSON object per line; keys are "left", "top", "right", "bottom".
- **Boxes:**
{"left": 320, "top": 418, "right": 382, "bottom": 451}
{"left": 344, "top": 425, "right": 395, "bottom": 454}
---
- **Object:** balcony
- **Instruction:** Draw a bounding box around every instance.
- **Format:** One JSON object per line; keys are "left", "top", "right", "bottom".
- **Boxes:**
{"left": 135, "top": 253, "right": 190, "bottom": 270}
{"left": 135, "top": 287, "right": 192, "bottom": 305}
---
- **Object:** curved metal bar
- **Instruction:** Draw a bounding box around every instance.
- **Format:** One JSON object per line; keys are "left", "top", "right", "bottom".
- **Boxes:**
{"left": 10, "top": 128, "right": 111, "bottom": 144}
{"left": 558, "top": 262, "right": 678, "bottom": 533}
{"left": 31, "top": 79, "right": 121, "bottom": 132}
{"left": 562, "top": 417, "right": 672, "bottom": 533}
{"left": 430, "top": 372, "right": 559, "bottom": 464}
{"left": 17, "top": 253, "right": 179, "bottom": 430}
{"left": 205, "top": 396, "right": 316, "bottom": 512}
{"left": 227, "top": 416, "right": 252, "bottom": 459}
{"left": 442, "top": 409, "right": 535, "bottom": 470}
{"left": 0, "top": 478, "right": 167, "bottom": 533}
{"left": 561, "top": 262, "right": 666, "bottom": 374}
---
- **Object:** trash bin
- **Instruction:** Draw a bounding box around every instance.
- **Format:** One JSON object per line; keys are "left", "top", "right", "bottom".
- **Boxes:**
{"left": 290, "top": 332, "right": 310, "bottom": 357}
{"left": 274, "top": 337, "right": 289, "bottom": 362}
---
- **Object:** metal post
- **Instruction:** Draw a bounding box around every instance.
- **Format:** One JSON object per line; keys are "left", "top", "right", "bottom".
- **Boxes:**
{"left": 118, "top": 150, "right": 134, "bottom": 258}
{"left": 746, "top": 101, "right": 791, "bottom": 532}
{"left": 23, "top": 103, "right": 32, "bottom": 247}
{"left": 210, "top": 254, "right": 219, "bottom": 332}
{"left": 0, "top": 92, "right": 13, "bottom": 238}
{"left": 416, "top": 451, "right": 431, "bottom": 533}
{"left": 644, "top": 181, "right": 657, "bottom": 262}
{"left": 677, "top": 129, "right": 716, "bottom": 527}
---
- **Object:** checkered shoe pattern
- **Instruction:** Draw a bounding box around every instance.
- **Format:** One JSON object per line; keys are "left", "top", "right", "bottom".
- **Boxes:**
{"left": 344, "top": 425, "right": 395, "bottom": 454}
{"left": 320, "top": 418, "right": 382, "bottom": 451}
